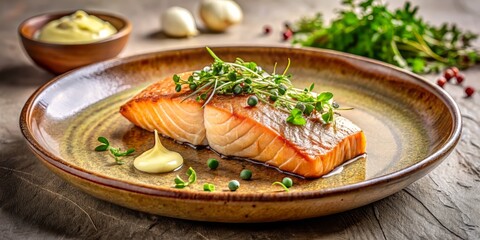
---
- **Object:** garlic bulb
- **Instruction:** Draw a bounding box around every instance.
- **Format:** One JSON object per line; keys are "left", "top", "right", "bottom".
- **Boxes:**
{"left": 162, "top": 7, "right": 198, "bottom": 37}
{"left": 199, "top": 0, "right": 243, "bottom": 32}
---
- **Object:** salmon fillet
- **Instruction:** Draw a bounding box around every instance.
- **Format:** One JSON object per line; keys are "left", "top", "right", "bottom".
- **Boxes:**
{"left": 120, "top": 73, "right": 366, "bottom": 178}
{"left": 120, "top": 73, "right": 208, "bottom": 146}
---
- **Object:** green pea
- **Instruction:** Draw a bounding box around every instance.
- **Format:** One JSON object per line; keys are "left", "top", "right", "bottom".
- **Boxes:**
{"left": 240, "top": 169, "right": 252, "bottom": 180}
{"left": 282, "top": 177, "right": 293, "bottom": 188}
{"left": 228, "top": 180, "right": 240, "bottom": 191}
{"left": 207, "top": 158, "right": 219, "bottom": 170}
{"left": 247, "top": 96, "right": 258, "bottom": 107}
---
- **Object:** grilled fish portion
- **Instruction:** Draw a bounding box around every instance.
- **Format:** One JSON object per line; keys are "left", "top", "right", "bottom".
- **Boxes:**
{"left": 120, "top": 73, "right": 208, "bottom": 146}
{"left": 120, "top": 73, "right": 366, "bottom": 178}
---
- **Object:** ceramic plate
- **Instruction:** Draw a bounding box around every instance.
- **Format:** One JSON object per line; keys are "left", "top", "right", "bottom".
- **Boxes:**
{"left": 20, "top": 46, "right": 461, "bottom": 222}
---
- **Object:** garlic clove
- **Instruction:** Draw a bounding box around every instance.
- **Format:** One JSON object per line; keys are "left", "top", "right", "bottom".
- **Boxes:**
{"left": 162, "top": 7, "right": 199, "bottom": 37}
{"left": 223, "top": 1, "right": 242, "bottom": 23}
{"left": 199, "top": 0, "right": 243, "bottom": 32}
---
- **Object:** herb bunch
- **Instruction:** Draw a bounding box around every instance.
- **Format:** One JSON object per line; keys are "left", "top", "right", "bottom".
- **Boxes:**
{"left": 94, "top": 137, "right": 134, "bottom": 165}
{"left": 293, "top": 0, "right": 479, "bottom": 73}
{"left": 173, "top": 47, "right": 341, "bottom": 126}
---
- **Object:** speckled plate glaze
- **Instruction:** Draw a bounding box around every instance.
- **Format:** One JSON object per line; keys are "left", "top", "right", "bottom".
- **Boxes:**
{"left": 20, "top": 46, "right": 461, "bottom": 222}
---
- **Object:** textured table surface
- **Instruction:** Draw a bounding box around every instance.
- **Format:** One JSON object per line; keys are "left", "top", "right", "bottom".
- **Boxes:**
{"left": 1, "top": 0, "right": 479, "bottom": 239}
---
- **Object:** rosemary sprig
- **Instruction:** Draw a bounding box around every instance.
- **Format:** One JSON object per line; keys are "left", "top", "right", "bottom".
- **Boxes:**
{"left": 173, "top": 47, "right": 342, "bottom": 126}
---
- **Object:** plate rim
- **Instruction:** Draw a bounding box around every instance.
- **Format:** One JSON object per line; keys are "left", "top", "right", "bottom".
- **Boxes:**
{"left": 19, "top": 45, "right": 462, "bottom": 202}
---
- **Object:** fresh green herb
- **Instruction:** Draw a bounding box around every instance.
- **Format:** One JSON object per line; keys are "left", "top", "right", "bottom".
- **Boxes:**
{"left": 228, "top": 180, "right": 240, "bottom": 191}
{"left": 286, "top": 108, "right": 306, "bottom": 126}
{"left": 272, "top": 181, "right": 290, "bottom": 192}
{"left": 173, "top": 47, "right": 342, "bottom": 126}
{"left": 207, "top": 158, "right": 219, "bottom": 170}
{"left": 240, "top": 169, "right": 252, "bottom": 180}
{"left": 94, "top": 137, "right": 134, "bottom": 165}
{"left": 175, "top": 84, "right": 182, "bottom": 92}
{"left": 174, "top": 167, "right": 197, "bottom": 188}
{"left": 292, "top": 0, "right": 479, "bottom": 73}
{"left": 282, "top": 177, "right": 293, "bottom": 188}
{"left": 203, "top": 183, "right": 215, "bottom": 192}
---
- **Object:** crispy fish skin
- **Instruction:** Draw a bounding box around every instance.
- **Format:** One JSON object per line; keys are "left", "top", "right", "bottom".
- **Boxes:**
{"left": 120, "top": 74, "right": 366, "bottom": 178}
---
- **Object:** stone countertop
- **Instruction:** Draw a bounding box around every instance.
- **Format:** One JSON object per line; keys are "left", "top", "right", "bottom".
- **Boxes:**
{"left": 1, "top": 0, "right": 479, "bottom": 239}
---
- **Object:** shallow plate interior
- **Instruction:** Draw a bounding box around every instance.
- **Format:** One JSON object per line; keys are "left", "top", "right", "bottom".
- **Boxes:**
{"left": 21, "top": 46, "right": 459, "bottom": 216}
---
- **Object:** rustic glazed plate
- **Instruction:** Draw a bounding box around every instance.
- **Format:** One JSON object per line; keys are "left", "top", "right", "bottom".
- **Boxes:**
{"left": 20, "top": 46, "right": 461, "bottom": 222}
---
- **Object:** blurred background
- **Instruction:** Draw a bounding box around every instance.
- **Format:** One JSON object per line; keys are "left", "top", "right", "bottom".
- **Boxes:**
{"left": 2, "top": 0, "right": 480, "bottom": 67}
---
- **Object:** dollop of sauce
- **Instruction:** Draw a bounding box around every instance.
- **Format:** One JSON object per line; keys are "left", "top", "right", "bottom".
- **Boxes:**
{"left": 134, "top": 130, "right": 183, "bottom": 173}
{"left": 37, "top": 10, "right": 117, "bottom": 44}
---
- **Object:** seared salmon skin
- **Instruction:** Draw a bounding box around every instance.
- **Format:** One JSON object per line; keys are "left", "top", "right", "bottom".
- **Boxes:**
{"left": 120, "top": 73, "right": 366, "bottom": 178}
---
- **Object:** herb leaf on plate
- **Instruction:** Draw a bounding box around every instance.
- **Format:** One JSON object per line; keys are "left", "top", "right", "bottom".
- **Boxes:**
{"left": 174, "top": 167, "right": 197, "bottom": 188}
{"left": 95, "top": 136, "right": 135, "bottom": 165}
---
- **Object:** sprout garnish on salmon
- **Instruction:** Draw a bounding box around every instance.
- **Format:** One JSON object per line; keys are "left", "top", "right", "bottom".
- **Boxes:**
{"left": 173, "top": 47, "right": 348, "bottom": 126}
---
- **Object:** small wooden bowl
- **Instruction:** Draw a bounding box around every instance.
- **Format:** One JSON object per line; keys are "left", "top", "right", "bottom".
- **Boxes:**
{"left": 18, "top": 11, "right": 131, "bottom": 74}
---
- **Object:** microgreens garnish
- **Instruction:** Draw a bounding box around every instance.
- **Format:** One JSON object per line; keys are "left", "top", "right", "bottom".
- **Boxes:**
{"left": 174, "top": 167, "right": 197, "bottom": 188}
{"left": 94, "top": 137, "right": 134, "bottom": 165}
{"left": 286, "top": 108, "right": 306, "bottom": 126}
{"left": 203, "top": 183, "right": 215, "bottom": 192}
{"left": 272, "top": 181, "right": 290, "bottom": 192}
{"left": 173, "top": 47, "right": 344, "bottom": 126}
{"left": 272, "top": 177, "right": 294, "bottom": 192}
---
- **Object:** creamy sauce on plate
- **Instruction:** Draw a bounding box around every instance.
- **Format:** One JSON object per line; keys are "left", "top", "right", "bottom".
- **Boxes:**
{"left": 134, "top": 130, "right": 183, "bottom": 173}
